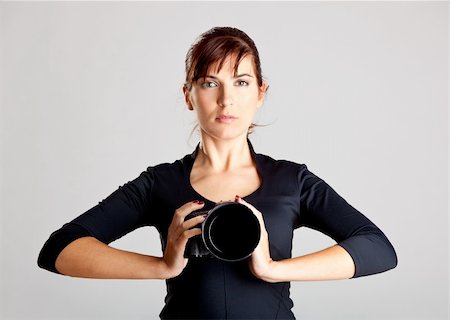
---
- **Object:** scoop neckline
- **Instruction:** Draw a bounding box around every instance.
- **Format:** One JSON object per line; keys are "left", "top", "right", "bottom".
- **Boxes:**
{"left": 185, "top": 139, "right": 264, "bottom": 205}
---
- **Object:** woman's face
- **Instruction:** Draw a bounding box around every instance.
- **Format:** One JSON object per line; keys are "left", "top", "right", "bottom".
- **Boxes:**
{"left": 184, "top": 55, "right": 267, "bottom": 141}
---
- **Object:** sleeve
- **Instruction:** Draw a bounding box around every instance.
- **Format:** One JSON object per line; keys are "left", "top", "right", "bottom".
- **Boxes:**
{"left": 37, "top": 166, "right": 156, "bottom": 274}
{"left": 297, "top": 165, "right": 398, "bottom": 278}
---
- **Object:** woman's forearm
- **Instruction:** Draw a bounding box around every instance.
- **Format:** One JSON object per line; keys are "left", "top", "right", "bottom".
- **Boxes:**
{"left": 258, "top": 244, "right": 355, "bottom": 283}
{"left": 55, "top": 237, "right": 169, "bottom": 279}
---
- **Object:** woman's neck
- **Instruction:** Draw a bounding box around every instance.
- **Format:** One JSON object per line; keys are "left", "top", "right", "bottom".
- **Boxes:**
{"left": 195, "top": 136, "right": 253, "bottom": 173}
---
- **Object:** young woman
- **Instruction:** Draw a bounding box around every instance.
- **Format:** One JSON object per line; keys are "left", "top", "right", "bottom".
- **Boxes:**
{"left": 38, "top": 26, "right": 397, "bottom": 319}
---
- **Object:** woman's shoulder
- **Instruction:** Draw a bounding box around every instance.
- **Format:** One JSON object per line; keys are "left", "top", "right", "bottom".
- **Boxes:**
{"left": 254, "top": 151, "right": 308, "bottom": 172}
{"left": 142, "top": 156, "right": 188, "bottom": 177}
{"left": 254, "top": 152, "right": 317, "bottom": 186}
{"left": 139, "top": 148, "right": 207, "bottom": 183}
{"left": 255, "top": 153, "right": 326, "bottom": 196}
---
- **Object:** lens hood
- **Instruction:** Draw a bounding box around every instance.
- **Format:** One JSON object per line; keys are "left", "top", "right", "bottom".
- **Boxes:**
{"left": 184, "top": 201, "right": 261, "bottom": 261}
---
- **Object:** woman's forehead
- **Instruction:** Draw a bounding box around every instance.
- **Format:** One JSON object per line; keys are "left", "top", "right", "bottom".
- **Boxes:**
{"left": 206, "top": 54, "right": 255, "bottom": 76}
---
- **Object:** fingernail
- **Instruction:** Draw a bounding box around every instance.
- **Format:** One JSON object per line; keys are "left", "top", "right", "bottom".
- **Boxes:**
{"left": 197, "top": 201, "right": 204, "bottom": 205}
{"left": 235, "top": 195, "right": 241, "bottom": 201}
{"left": 203, "top": 214, "right": 207, "bottom": 218}
{"left": 193, "top": 200, "right": 199, "bottom": 203}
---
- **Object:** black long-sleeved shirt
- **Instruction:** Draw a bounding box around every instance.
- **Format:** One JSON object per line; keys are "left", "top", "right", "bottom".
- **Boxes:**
{"left": 38, "top": 139, "right": 397, "bottom": 319}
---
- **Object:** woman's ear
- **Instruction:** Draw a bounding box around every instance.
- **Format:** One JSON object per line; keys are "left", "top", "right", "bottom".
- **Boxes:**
{"left": 257, "top": 80, "right": 268, "bottom": 108}
{"left": 183, "top": 85, "right": 194, "bottom": 110}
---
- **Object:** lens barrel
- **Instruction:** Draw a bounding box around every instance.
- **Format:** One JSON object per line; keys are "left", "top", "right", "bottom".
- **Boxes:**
{"left": 184, "top": 201, "right": 261, "bottom": 261}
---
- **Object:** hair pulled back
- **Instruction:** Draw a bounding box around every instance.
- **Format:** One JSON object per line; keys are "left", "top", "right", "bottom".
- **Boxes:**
{"left": 184, "top": 27, "right": 264, "bottom": 91}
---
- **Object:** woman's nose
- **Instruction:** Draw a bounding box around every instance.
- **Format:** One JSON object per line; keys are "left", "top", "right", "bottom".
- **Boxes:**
{"left": 218, "top": 85, "right": 234, "bottom": 108}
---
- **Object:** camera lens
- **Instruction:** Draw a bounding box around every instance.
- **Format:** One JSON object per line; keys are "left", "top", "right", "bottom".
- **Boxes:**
{"left": 203, "top": 202, "right": 260, "bottom": 261}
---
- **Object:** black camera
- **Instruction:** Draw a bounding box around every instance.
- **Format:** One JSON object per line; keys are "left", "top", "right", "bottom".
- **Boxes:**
{"left": 184, "top": 201, "right": 261, "bottom": 261}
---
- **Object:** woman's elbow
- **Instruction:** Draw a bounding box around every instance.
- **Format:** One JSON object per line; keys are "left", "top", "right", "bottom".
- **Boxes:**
{"left": 341, "top": 231, "right": 398, "bottom": 277}
{"left": 384, "top": 240, "right": 398, "bottom": 272}
{"left": 369, "top": 233, "right": 398, "bottom": 275}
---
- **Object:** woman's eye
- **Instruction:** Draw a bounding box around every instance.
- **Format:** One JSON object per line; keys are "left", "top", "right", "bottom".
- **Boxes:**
{"left": 201, "top": 81, "right": 217, "bottom": 88}
{"left": 236, "top": 80, "right": 249, "bottom": 86}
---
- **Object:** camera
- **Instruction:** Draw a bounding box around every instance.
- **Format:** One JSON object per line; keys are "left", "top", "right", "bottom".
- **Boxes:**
{"left": 184, "top": 201, "right": 261, "bottom": 261}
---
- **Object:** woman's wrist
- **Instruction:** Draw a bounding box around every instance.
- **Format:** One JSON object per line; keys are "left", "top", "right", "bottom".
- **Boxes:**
{"left": 251, "top": 259, "right": 281, "bottom": 283}
{"left": 140, "top": 256, "right": 173, "bottom": 280}
{"left": 155, "top": 257, "right": 178, "bottom": 280}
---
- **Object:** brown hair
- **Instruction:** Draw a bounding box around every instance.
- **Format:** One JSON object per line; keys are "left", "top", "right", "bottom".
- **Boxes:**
{"left": 184, "top": 27, "right": 269, "bottom": 138}
{"left": 184, "top": 27, "right": 264, "bottom": 90}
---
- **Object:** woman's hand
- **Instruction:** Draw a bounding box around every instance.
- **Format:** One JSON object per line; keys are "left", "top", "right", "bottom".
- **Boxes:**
{"left": 162, "top": 200, "right": 206, "bottom": 279}
{"left": 235, "top": 195, "right": 275, "bottom": 282}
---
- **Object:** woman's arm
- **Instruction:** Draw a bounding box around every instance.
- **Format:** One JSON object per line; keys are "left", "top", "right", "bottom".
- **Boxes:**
{"left": 38, "top": 164, "right": 207, "bottom": 280}
{"left": 237, "top": 163, "right": 398, "bottom": 282}
{"left": 238, "top": 196, "right": 355, "bottom": 282}
{"left": 251, "top": 242, "right": 356, "bottom": 283}
{"left": 51, "top": 201, "right": 206, "bottom": 280}
{"left": 54, "top": 236, "right": 168, "bottom": 279}
{"left": 38, "top": 168, "right": 157, "bottom": 276}
{"left": 270, "top": 244, "right": 355, "bottom": 281}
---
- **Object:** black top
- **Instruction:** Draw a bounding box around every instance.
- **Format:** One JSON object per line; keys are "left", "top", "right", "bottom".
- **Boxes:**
{"left": 38, "top": 139, "right": 397, "bottom": 319}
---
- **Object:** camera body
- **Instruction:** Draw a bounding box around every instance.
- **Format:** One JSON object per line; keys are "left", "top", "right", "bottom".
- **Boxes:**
{"left": 184, "top": 201, "right": 261, "bottom": 261}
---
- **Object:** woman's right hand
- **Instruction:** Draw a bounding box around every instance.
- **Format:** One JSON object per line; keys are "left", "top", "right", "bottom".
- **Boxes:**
{"left": 162, "top": 200, "right": 206, "bottom": 279}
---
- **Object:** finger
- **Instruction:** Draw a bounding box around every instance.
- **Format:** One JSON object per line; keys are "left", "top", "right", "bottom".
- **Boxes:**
{"left": 173, "top": 200, "right": 205, "bottom": 223}
{"left": 177, "top": 227, "right": 202, "bottom": 245}
{"left": 235, "top": 195, "right": 258, "bottom": 212}
{"left": 172, "top": 214, "right": 204, "bottom": 240}
{"left": 183, "top": 214, "right": 206, "bottom": 230}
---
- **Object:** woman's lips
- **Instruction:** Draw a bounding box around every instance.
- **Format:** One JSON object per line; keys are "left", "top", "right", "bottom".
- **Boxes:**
{"left": 216, "top": 115, "right": 238, "bottom": 123}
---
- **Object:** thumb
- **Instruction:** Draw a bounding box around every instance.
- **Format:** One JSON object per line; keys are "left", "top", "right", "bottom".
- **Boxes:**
{"left": 235, "top": 195, "right": 253, "bottom": 209}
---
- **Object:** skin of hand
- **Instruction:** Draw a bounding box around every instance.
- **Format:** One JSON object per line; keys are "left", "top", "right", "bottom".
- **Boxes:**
{"left": 234, "top": 195, "right": 274, "bottom": 279}
{"left": 162, "top": 200, "right": 206, "bottom": 279}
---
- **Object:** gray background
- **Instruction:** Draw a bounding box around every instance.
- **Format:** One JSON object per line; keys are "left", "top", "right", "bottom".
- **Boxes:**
{"left": 1, "top": 1, "right": 448, "bottom": 319}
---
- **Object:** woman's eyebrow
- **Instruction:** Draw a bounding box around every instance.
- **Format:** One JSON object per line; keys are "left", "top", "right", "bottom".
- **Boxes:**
{"left": 235, "top": 73, "right": 253, "bottom": 78}
{"left": 204, "top": 73, "right": 254, "bottom": 79}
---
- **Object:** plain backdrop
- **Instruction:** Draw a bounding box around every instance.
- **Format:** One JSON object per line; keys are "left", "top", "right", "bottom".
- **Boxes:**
{"left": 0, "top": 1, "right": 448, "bottom": 319}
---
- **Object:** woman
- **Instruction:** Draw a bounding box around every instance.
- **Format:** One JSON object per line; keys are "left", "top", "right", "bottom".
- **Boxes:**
{"left": 38, "top": 26, "right": 397, "bottom": 319}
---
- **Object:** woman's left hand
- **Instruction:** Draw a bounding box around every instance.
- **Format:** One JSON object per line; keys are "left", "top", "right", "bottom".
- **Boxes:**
{"left": 235, "top": 195, "right": 275, "bottom": 282}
